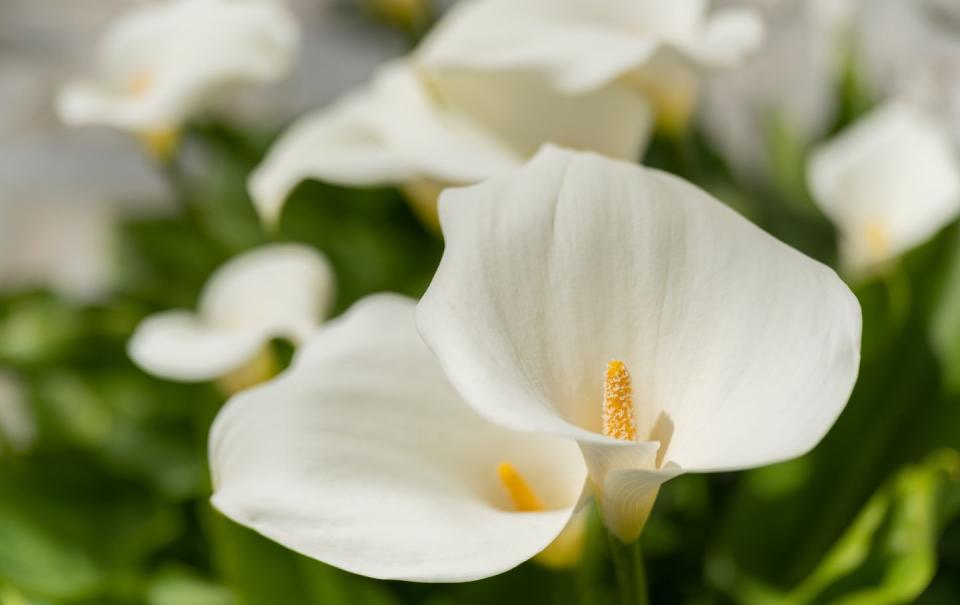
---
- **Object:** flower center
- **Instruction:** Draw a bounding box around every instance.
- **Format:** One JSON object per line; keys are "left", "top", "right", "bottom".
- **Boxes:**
{"left": 128, "top": 72, "right": 153, "bottom": 97}
{"left": 602, "top": 360, "right": 636, "bottom": 441}
{"left": 864, "top": 219, "right": 890, "bottom": 259}
{"left": 497, "top": 462, "right": 544, "bottom": 512}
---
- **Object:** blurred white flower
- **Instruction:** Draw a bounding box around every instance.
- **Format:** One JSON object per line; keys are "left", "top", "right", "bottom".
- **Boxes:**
{"left": 210, "top": 294, "right": 587, "bottom": 582}
{"left": 1, "top": 7, "right": 169, "bottom": 301}
{"left": 808, "top": 102, "right": 960, "bottom": 278}
{"left": 129, "top": 244, "right": 334, "bottom": 382}
{"left": 856, "top": 0, "right": 960, "bottom": 143}
{"left": 0, "top": 371, "right": 36, "bottom": 454}
{"left": 249, "top": 59, "right": 652, "bottom": 226}
{"left": 417, "top": 146, "right": 861, "bottom": 541}
{"left": 417, "top": 0, "right": 765, "bottom": 133}
{"left": 699, "top": 0, "right": 856, "bottom": 182}
{"left": 56, "top": 0, "right": 299, "bottom": 139}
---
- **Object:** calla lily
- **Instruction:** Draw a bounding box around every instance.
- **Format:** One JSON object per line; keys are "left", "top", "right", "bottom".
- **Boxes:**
{"left": 856, "top": 0, "right": 960, "bottom": 143}
{"left": 56, "top": 0, "right": 298, "bottom": 143}
{"left": 416, "top": 146, "right": 862, "bottom": 541}
{"left": 210, "top": 294, "right": 587, "bottom": 582}
{"left": 699, "top": 0, "right": 854, "bottom": 182}
{"left": 807, "top": 102, "right": 960, "bottom": 277}
{"left": 0, "top": 371, "right": 35, "bottom": 454}
{"left": 128, "top": 244, "right": 334, "bottom": 382}
{"left": 417, "top": 0, "right": 765, "bottom": 133}
{"left": 249, "top": 58, "right": 652, "bottom": 226}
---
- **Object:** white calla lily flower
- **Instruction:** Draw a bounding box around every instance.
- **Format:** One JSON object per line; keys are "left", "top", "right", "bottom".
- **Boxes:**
{"left": 416, "top": 146, "right": 862, "bottom": 541}
{"left": 249, "top": 59, "right": 652, "bottom": 226}
{"left": 700, "top": 0, "right": 855, "bottom": 182}
{"left": 808, "top": 102, "right": 960, "bottom": 277}
{"left": 129, "top": 244, "right": 334, "bottom": 382}
{"left": 210, "top": 294, "right": 587, "bottom": 582}
{"left": 57, "top": 0, "right": 299, "bottom": 136}
{"left": 856, "top": 0, "right": 960, "bottom": 144}
{"left": 418, "top": 0, "right": 764, "bottom": 132}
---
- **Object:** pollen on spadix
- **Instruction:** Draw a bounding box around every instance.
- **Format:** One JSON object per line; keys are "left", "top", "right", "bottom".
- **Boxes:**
{"left": 497, "top": 462, "right": 544, "bottom": 512}
{"left": 603, "top": 360, "right": 636, "bottom": 441}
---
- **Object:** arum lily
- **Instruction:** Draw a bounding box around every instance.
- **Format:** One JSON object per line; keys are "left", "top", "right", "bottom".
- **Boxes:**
{"left": 807, "top": 102, "right": 960, "bottom": 278}
{"left": 416, "top": 146, "right": 862, "bottom": 542}
{"left": 0, "top": 371, "right": 35, "bottom": 454}
{"left": 56, "top": 0, "right": 299, "bottom": 156}
{"left": 856, "top": 0, "right": 960, "bottom": 143}
{"left": 129, "top": 244, "right": 334, "bottom": 383}
{"left": 417, "top": 0, "right": 765, "bottom": 134}
{"left": 249, "top": 59, "right": 651, "bottom": 226}
{"left": 700, "top": 0, "right": 855, "bottom": 183}
{"left": 210, "top": 294, "right": 587, "bottom": 581}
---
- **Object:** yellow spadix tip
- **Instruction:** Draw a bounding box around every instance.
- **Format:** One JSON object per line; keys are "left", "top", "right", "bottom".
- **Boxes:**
{"left": 497, "top": 462, "right": 544, "bottom": 512}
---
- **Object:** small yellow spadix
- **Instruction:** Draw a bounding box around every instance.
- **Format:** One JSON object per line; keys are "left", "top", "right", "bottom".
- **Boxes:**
{"left": 497, "top": 462, "right": 544, "bottom": 512}
{"left": 864, "top": 220, "right": 890, "bottom": 259}
{"left": 602, "top": 360, "right": 636, "bottom": 441}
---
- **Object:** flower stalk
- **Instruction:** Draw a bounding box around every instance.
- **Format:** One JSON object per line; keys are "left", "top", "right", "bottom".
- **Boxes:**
{"left": 607, "top": 533, "right": 648, "bottom": 605}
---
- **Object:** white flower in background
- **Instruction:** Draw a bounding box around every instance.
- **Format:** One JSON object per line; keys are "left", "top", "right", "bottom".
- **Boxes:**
{"left": 417, "top": 0, "right": 765, "bottom": 134}
{"left": 808, "top": 102, "right": 960, "bottom": 278}
{"left": 1, "top": 55, "right": 168, "bottom": 301}
{"left": 417, "top": 146, "right": 861, "bottom": 541}
{"left": 0, "top": 371, "right": 36, "bottom": 454}
{"left": 56, "top": 0, "right": 299, "bottom": 143}
{"left": 129, "top": 244, "right": 334, "bottom": 382}
{"left": 699, "top": 0, "right": 856, "bottom": 182}
{"left": 856, "top": 0, "right": 960, "bottom": 143}
{"left": 210, "top": 295, "right": 587, "bottom": 581}
{"left": 249, "top": 59, "right": 652, "bottom": 226}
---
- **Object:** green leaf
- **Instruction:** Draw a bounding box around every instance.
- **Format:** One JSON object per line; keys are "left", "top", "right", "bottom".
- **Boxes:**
{"left": 712, "top": 449, "right": 960, "bottom": 605}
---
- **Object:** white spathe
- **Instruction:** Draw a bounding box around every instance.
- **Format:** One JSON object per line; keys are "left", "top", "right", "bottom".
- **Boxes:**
{"left": 699, "top": 0, "right": 855, "bottom": 182}
{"left": 129, "top": 244, "right": 334, "bottom": 382}
{"left": 417, "top": 0, "right": 764, "bottom": 94}
{"left": 210, "top": 294, "right": 587, "bottom": 582}
{"left": 417, "top": 146, "right": 862, "bottom": 540}
{"left": 57, "top": 0, "right": 299, "bottom": 133}
{"left": 248, "top": 59, "right": 652, "bottom": 225}
{"left": 808, "top": 102, "right": 960, "bottom": 277}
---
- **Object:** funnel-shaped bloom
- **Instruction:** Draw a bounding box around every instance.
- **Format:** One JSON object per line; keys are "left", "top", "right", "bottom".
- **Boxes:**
{"left": 417, "top": 0, "right": 764, "bottom": 132}
{"left": 248, "top": 59, "right": 652, "bottom": 225}
{"left": 129, "top": 244, "right": 334, "bottom": 382}
{"left": 57, "top": 0, "right": 298, "bottom": 135}
{"left": 808, "top": 102, "right": 960, "bottom": 277}
{"left": 210, "top": 295, "right": 586, "bottom": 581}
{"left": 417, "top": 146, "right": 862, "bottom": 540}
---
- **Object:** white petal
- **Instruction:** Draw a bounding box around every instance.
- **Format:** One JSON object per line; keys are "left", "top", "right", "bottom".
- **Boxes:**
{"left": 199, "top": 244, "right": 334, "bottom": 343}
{"left": 424, "top": 69, "right": 653, "bottom": 162}
{"left": 419, "top": 0, "right": 662, "bottom": 93}
{"left": 419, "top": 0, "right": 763, "bottom": 94}
{"left": 674, "top": 8, "right": 765, "bottom": 68}
{"left": 417, "top": 146, "right": 861, "bottom": 480}
{"left": 248, "top": 92, "right": 420, "bottom": 226}
{"left": 210, "top": 294, "right": 586, "bottom": 582}
{"left": 808, "top": 102, "right": 960, "bottom": 275}
{"left": 57, "top": 0, "right": 299, "bottom": 131}
{"left": 249, "top": 61, "right": 519, "bottom": 224}
{"left": 128, "top": 311, "right": 267, "bottom": 381}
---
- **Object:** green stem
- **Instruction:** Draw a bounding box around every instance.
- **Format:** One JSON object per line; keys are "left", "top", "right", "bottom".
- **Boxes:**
{"left": 607, "top": 533, "right": 649, "bottom": 605}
